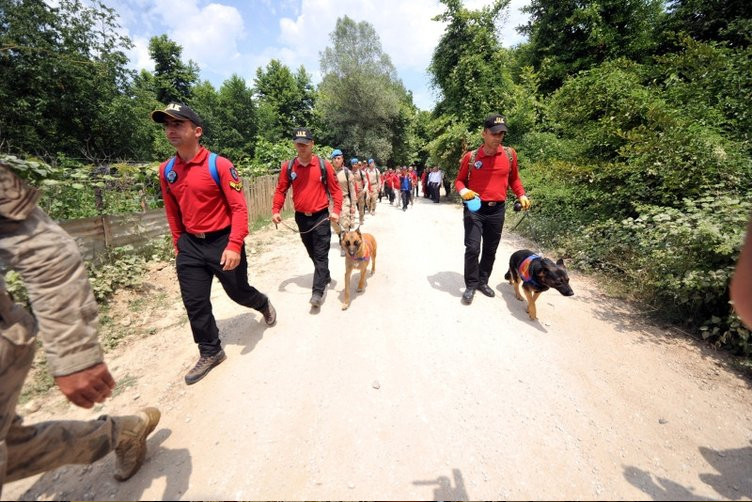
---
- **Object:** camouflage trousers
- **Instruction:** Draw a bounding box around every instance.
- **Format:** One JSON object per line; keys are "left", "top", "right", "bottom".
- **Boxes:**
{"left": 367, "top": 189, "right": 378, "bottom": 215}
{"left": 330, "top": 198, "right": 353, "bottom": 235}
{"left": 0, "top": 208, "right": 117, "bottom": 494}
{"left": 356, "top": 194, "right": 366, "bottom": 223}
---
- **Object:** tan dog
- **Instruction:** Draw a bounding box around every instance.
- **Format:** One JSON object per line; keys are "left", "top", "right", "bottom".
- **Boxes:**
{"left": 341, "top": 228, "right": 377, "bottom": 310}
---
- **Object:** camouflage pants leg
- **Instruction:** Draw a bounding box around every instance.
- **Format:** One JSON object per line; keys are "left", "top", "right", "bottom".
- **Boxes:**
{"left": 357, "top": 195, "right": 366, "bottom": 223}
{"left": 368, "top": 189, "right": 378, "bottom": 215}
{"left": 0, "top": 281, "right": 122, "bottom": 493}
{"left": 330, "top": 199, "right": 353, "bottom": 235}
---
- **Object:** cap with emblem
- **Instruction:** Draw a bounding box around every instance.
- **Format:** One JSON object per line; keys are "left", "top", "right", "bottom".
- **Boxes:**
{"left": 331, "top": 149, "right": 343, "bottom": 158}
{"left": 293, "top": 127, "right": 313, "bottom": 144}
{"left": 150, "top": 103, "right": 204, "bottom": 127}
{"left": 483, "top": 113, "right": 508, "bottom": 133}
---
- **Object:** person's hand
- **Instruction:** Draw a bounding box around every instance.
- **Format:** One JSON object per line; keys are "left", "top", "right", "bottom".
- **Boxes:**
{"left": 330, "top": 212, "right": 340, "bottom": 223}
{"left": 461, "top": 189, "right": 479, "bottom": 201}
{"left": 272, "top": 213, "right": 282, "bottom": 224}
{"left": 220, "top": 249, "right": 241, "bottom": 271}
{"left": 519, "top": 195, "right": 531, "bottom": 210}
{"left": 54, "top": 363, "right": 116, "bottom": 409}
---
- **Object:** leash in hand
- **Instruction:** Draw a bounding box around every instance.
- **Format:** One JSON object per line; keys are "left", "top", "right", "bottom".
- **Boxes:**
{"left": 509, "top": 199, "right": 529, "bottom": 231}
{"left": 274, "top": 216, "right": 330, "bottom": 234}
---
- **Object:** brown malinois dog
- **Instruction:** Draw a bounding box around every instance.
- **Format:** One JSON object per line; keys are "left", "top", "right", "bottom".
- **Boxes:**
{"left": 341, "top": 228, "right": 377, "bottom": 310}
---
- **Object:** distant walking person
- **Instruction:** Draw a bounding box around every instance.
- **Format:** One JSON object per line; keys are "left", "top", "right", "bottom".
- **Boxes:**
{"left": 330, "top": 149, "right": 356, "bottom": 256}
{"left": 455, "top": 113, "right": 530, "bottom": 305}
{"left": 153, "top": 102, "right": 277, "bottom": 385}
{"left": 272, "top": 128, "right": 343, "bottom": 308}
{"left": 399, "top": 167, "right": 413, "bottom": 211}
{"left": 428, "top": 166, "right": 442, "bottom": 203}
{"left": 365, "top": 159, "right": 381, "bottom": 216}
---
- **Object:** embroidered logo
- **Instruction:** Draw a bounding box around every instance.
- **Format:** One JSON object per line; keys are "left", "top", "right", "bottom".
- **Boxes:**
{"left": 229, "top": 180, "right": 243, "bottom": 192}
{"left": 166, "top": 170, "right": 177, "bottom": 183}
{"left": 296, "top": 130, "right": 307, "bottom": 138}
{"left": 290, "top": 171, "right": 298, "bottom": 181}
{"left": 494, "top": 116, "right": 505, "bottom": 125}
{"left": 474, "top": 161, "right": 483, "bottom": 169}
{"left": 166, "top": 103, "right": 182, "bottom": 112}
{"left": 230, "top": 167, "right": 239, "bottom": 181}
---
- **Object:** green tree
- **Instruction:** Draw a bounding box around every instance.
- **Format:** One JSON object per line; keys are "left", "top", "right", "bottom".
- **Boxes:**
{"left": 518, "top": 0, "right": 664, "bottom": 93}
{"left": 254, "top": 60, "right": 315, "bottom": 142}
{"left": 316, "top": 16, "right": 408, "bottom": 163}
{"left": 148, "top": 34, "right": 199, "bottom": 104}
{"left": 660, "top": 0, "right": 752, "bottom": 49}
{"left": 0, "top": 0, "right": 136, "bottom": 161}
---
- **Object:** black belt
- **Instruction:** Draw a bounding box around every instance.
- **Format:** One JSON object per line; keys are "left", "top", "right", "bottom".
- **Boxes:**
{"left": 481, "top": 200, "right": 505, "bottom": 207}
{"left": 188, "top": 226, "right": 231, "bottom": 239}
{"left": 296, "top": 208, "right": 328, "bottom": 218}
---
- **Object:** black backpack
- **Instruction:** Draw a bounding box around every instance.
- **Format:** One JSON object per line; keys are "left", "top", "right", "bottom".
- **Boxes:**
{"left": 286, "top": 156, "right": 331, "bottom": 201}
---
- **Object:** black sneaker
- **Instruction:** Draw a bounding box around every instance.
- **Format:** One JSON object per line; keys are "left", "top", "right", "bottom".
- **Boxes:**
{"left": 310, "top": 292, "right": 323, "bottom": 307}
{"left": 184, "top": 350, "right": 226, "bottom": 385}
{"left": 261, "top": 300, "right": 276, "bottom": 326}
{"left": 478, "top": 284, "right": 495, "bottom": 297}
{"left": 461, "top": 288, "right": 475, "bottom": 305}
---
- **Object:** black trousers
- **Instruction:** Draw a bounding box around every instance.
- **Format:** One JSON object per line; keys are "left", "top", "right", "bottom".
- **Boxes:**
{"left": 430, "top": 182, "right": 440, "bottom": 202}
{"left": 463, "top": 204, "right": 506, "bottom": 289}
{"left": 401, "top": 190, "right": 410, "bottom": 210}
{"left": 176, "top": 228, "right": 268, "bottom": 357}
{"left": 295, "top": 209, "right": 331, "bottom": 295}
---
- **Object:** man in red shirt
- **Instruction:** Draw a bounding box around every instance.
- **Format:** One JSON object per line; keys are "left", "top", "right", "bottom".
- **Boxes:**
{"left": 152, "top": 103, "right": 276, "bottom": 385}
{"left": 455, "top": 113, "right": 531, "bottom": 305}
{"left": 272, "top": 128, "right": 343, "bottom": 308}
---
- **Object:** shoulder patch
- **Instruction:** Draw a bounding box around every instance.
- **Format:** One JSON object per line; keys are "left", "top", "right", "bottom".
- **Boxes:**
{"left": 230, "top": 166, "right": 239, "bottom": 181}
{"left": 229, "top": 180, "right": 243, "bottom": 192}
{"left": 166, "top": 170, "right": 178, "bottom": 183}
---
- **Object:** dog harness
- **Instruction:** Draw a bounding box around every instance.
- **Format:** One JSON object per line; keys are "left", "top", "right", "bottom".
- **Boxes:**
{"left": 518, "top": 254, "right": 543, "bottom": 289}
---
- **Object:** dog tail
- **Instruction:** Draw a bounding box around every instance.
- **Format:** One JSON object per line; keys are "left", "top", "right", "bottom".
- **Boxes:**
{"left": 504, "top": 270, "right": 511, "bottom": 281}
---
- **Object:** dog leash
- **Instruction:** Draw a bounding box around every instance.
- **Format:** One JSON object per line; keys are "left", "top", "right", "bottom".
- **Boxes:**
{"left": 274, "top": 216, "right": 330, "bottom": 234}
{"left": 509, "top": 211, "right": 529, "bottom": 231}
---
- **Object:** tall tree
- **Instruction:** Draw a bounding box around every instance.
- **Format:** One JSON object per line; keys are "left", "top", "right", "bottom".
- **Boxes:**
{"left": 518, "top": 0, "right": 664, "bottom": 93}
{"left": 254, "top": 59, "right": 314, "bottom": 142}
{"left": 316, "top": 16, "right": 407, "bottom": 163}
{"left": 148, "top": 34, "right": 199, "bottom": 104}
{"left": 0, "top": 0, "right": 136, "bottom": 160}
{"left": 660, "top": 0, "right": 752, "bottom": 49}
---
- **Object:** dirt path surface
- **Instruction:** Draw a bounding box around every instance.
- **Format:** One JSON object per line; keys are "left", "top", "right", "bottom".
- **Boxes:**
{"left": 4, "top": 196, "right": 752, "bottom": 501}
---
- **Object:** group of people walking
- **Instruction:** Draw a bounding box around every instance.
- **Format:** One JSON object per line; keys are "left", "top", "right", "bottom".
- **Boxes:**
{"left": 0, "top": 103, "right": 530, "bottom": 494}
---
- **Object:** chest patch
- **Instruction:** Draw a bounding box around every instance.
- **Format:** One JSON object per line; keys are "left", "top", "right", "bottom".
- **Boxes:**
{"left": 474, "top": 161, "right": 483, "bottom": 169}
{"left": 166, "top": 170, "right": 178, "bottom": 183}
{"left": 290, "top": 171, "right": 298, "bottom": 181}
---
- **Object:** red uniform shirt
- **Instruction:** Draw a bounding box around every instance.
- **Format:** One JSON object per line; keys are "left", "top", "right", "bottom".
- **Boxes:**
{"left": 272, "top": 155, "right": 343, "bottom": 215}
{"left": 159, "top": 147, "right": 248, "bottom": 254}
{"left": 454, "top": 145, "right": 525, "bottom": 202}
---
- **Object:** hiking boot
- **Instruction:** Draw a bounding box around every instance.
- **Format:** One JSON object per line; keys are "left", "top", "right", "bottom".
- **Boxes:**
{"left": 261, "top": 300, "right": 276, "bottom": 326}
{"left": 184, "top": 350, "right": 226, "bottom": 385}
{"left": 310, "top": 292, "right": 323, "bottom": 307}
{"left": 478, "top": 284, "right": 495, "bottom": 297}
{"left": 461, "top": 288, "right": 475, "bottom": 305}
{"left": 114, "top": 407, "right": 161, "bottom": 481}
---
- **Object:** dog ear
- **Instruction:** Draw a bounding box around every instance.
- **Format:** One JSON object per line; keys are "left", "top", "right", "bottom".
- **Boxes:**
{"left": 356, "top": 227, "right": 362, "bottom": 235}
{"left": 556, "top": 258, "right": 565, "bottom": 267}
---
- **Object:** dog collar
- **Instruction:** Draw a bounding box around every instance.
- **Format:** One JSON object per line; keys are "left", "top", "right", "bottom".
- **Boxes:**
{"left": 352, "top": 248, "right": 370, "bottom": 262}
{"left": 518, "top": 254, "right": 542, "bottom": 288}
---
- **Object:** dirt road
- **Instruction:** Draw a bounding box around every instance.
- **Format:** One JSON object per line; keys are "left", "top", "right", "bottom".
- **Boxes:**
{"left": 4, "top": 195, "right": 752, "bottom": 500}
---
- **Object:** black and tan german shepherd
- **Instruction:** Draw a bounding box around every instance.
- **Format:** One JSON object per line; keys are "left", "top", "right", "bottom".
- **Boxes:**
{"left": 504, "top": 249, "right": 574, "bottom": 320}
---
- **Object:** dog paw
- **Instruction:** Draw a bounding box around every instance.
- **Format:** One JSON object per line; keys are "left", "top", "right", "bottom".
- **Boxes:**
{"left": 356, "top": 287, "right": 364, "bottom": 293}
{"left": 516, "top": 295, "right": 524, "bottom": 301}
{"left": 341, "top": 303, "right": 349, "bottom": 310}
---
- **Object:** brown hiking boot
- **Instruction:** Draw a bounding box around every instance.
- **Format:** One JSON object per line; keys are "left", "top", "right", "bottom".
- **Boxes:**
{"left": 261, "top": 300, "right": 276, "bottom": 326}
{"left": 184, "top": 350, "right": 226, "bottom": 385}
{"left": 114, "top": 407, "right": 161, "bottom": 481}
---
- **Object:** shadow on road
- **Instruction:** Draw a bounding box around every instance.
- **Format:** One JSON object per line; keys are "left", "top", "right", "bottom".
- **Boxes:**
{"left": 623, "top": 465, "right": 714, "bottom": 501}
{"left": 427, "top": 271, "right": 464, "bottom": 298}
{"left": 278, "top": 273, "right": 314, "bottom": 292}
{"left": 218, "top": 312, "right": 266, "bottom": 356}
{"left": 496, "top": 283, "right": 548, "bottom": 334}
{"left": 16, "top": 428, "right": 191, "bottom": 501}
{"left": 413, "top": 468, "right": 469, "bottom": 501}
{"left": 698, "top": 443, "right": 752, "bottom": 500}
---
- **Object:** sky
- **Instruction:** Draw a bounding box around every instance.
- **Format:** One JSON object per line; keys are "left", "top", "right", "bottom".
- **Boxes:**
{"left": 105, "top": 0, "right": 531, "bottom": 111}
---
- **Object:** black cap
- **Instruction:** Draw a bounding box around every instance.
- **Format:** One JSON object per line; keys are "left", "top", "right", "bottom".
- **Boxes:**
{"left": 484, "top": 113, "right": 508, "bottom": 133}
{"left": 150, "top": 103, "right": 203, "bottom": 127}
{"left": 293, "top": 127, "right": 313, "bottom": 143}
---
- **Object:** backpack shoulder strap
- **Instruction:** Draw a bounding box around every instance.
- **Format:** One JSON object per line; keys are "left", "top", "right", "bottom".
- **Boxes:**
{"left": 208, "top": 152, "right": 220, "bottom": 186}
{"left": 319, "top": 156, "right": 331, "bottom": 201}
{"left": 164, "top": 157, "right": 176, "bottom": 178}
{"left": 503, "top": 146, "right": 514, "bottom": 166}
{"left": 286, "top": 157, "right": 296, "bottom": 183}
{"left": 467, "top": 149, "right": 477, "bottom": 183}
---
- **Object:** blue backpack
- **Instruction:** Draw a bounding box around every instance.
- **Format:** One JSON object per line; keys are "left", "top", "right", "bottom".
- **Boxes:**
{"left": 164, "top": 152, "right": 220, "bottom": 186}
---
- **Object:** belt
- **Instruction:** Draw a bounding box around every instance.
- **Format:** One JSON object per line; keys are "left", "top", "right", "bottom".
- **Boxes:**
{"left": 481, "top": 200, "right": 505, "bottom": 207}
{"left": 296, "top": 208, "right": 328, "bottom": 218}
{"left": 188, "top": 226, "right": 231, "bottom": 239}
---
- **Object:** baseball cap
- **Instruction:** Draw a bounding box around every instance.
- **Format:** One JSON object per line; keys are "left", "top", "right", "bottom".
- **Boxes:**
{"left": 484, "top": 113, "right": 508, "bottom": 133}
{"left": 293, "top": 127, "right": 313, "bottom": 144}
{"left": 350, "top": 158, "right": 358, "bottom": 166}
{"left": 150, "top": 103, "right": 203, "bottom": 127}
{"left": 331, "top": 149, "right": 343, "bottom": 158}
{"left": 368, "top": 159, "right": 374, "bottom": 165}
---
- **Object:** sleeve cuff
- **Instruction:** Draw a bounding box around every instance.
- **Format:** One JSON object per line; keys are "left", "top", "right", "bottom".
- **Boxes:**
{"left": 226, "top": 241, "right": 242, "bottom": 253}
{"left": 459, "top": 188, "right": 470, "bottom": 197}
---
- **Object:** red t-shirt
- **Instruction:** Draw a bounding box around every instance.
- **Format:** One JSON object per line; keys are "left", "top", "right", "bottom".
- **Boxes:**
{"left": 454, "top": 145, "right": 525, "bottom": 202}
{"left": 159, "top": 147, "right": 248, "bottom": 254}
{"left": 272, "top": 156, "right": 343, "bottom": 215}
